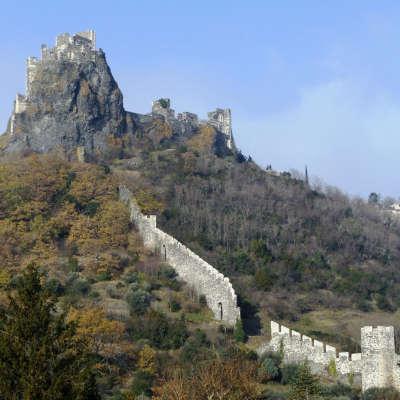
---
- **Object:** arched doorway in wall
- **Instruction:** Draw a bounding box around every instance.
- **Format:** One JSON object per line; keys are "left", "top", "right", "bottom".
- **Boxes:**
{"left": 218, "top": 302, "right": 223, "bottom": 320}
{"left": 162, "top": 244, "right": 166, "bottom": 261}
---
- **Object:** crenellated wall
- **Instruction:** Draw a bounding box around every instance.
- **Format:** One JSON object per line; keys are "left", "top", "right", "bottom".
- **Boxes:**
{"left": 258, "top": 321, "right": 400, "bottom": 392}
{"left": 258, "top": 321, "right": 362, "bottom": 377}
{"left": 119, "top": 186, "right": 241, "bottom": 326}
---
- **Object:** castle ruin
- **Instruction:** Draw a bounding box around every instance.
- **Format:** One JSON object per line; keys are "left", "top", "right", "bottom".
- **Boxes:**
{"left": 10, "top": 30, "right": 98, "bottom": 135}
{"left": 119, "top": 186, "right": 241, "bottom": 326}
{"left": 258, "top": 321, "right": 400, "bottom": 392}
{"left": 151, "top": 98, "right": 234, "bottom": 150}
{"left": 207, "top": 108, "right": 234, "bottom": 150}
{"left": 7, "top": 30, "right": 236, "bottom": 155}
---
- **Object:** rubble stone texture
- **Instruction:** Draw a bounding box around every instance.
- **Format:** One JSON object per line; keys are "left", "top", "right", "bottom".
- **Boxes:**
{"left": 119, "top": 186, "right": 240, "bottom": 326}
{"left": 258, "top": 321, "right": 400, "bottom": 391}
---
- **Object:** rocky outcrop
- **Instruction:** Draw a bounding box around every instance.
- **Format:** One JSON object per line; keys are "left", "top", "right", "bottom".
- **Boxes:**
{"left": 3, "top": 50, "right": 126, "bottom": 158}
{"left": 1, "top": 30, "right": 235, "bottom": 160}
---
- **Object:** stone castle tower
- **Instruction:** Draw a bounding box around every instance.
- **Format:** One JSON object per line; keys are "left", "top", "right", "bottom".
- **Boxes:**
{"left": 361, "top": 326, "right": 399, "bottom": 391}
{"left": 207, "top": 108, "right": 234, "bottom": 150}
{"left": 151, "top": 98, "right": 235, "bottom": 151}
{"left": 10, "top": 30, "right": 98, "bottom": 136}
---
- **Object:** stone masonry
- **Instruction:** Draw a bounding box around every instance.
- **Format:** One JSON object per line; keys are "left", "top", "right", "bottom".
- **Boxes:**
{"left": 9, "top": 30, "right": 100, "bottom": 138}
{"left": 3, "top": 31, "right": 236, "bottom": 158}
{"left": 119, "top": 186, "right": 241, "bottom": 326}
{"left": 258, "top": 321, "right": 400, "bottom": 392}
{"left": 207, "top": 108, "right": 234, "bottom": 150}
{"left": 151, "top": 98, "right": 235, "bottom": 150}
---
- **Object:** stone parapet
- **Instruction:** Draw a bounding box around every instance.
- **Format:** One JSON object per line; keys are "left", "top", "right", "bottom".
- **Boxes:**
{"left": 119, "top": 186, "right": 241, "bottom": 326}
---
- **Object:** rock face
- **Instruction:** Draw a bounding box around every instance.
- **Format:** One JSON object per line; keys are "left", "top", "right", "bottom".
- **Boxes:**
{"left": 1, "top": 31, "right": 235, "bottom": 159}
{"left": 4, "top": 48, "right": 125, "bottom": 157}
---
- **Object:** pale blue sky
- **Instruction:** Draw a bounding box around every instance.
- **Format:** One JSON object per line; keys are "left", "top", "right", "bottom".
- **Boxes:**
{"left": 1, "top": 0, "right": 400, "bottom": 197}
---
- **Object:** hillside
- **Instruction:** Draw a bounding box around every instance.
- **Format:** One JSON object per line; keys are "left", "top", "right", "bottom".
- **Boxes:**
{"left": 112, "top": 131, "right": 400, "bottom": 351}
{"left": 4, "top": 29, "right": 400, "bottom": 348}
{"left": 2, "top": 30, "right": 400, "bottom": 398}
{"left": 0, "top": 155, "right": 259, "bottom": 398}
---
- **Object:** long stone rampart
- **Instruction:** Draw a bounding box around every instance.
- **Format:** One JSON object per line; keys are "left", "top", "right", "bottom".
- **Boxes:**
{"left": 258, "top": 321, "right": 400, "bottom": 391}
{"left": 119, "top": 186, "right": 240, "bottom": 326}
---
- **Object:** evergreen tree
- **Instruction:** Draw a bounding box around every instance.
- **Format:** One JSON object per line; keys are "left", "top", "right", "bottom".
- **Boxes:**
{"left": 287, "top": 363, "right": 320, "bottom": 400}
{"left": 234, "top": 319, "right": 247, "bottom": 343}
{"left": 0, "top": 265, "right": 99, "bottom": 400}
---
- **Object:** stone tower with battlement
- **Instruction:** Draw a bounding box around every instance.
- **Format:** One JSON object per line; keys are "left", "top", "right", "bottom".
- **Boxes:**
{"left": 258, "top": 322, "right": 400, "bottom": 392}
{"left": 361, "top": 326, "right": 396, "bottom": 391}
{"left": 9, "top": 30, "right": 98, "bottom": 137}
{"left": 207, "top": 108, "right": 234, "bottom": 150}
{"left": 150, "top": 98, "right": 235, "bottom": 151}
{"left": 151, "top": 98, "right": 176, "bottom": 120}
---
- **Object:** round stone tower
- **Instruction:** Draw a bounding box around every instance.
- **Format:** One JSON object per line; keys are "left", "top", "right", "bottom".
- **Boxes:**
{"left": 361, "top": 326, "right": 395, "bottom": 391}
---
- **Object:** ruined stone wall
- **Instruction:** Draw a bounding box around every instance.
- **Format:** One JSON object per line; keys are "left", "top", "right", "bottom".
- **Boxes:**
{"left": 258, "top": 321, "right": 363, "bottom": 378}
{"left": 119, "top": 186, "right": 241, "bottom": 326}
{"left": 25, "top": 31, "right": 97, "bottom": 99}
{"left": 258, "top": 321, "right": 400, "bottom": 392}
{"left": 152, "top": 98, "right": 175, "bottom": 120}
{"left": 207, "top": 108, "right": 234, "bottom": 149}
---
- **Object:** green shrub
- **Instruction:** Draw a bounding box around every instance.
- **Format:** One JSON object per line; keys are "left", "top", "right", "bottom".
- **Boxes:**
{"left": 180, "top": 329, "right": 211, "bottom": 363}
{"left": 254, "top": 267, "right": 276, "bottom": 291}
{"left": 126, "top": 288, "right": 151, "bottom": 315}
{"left": 287, "top": 363, "right": 320, "bottom": 400}
{"left": 130, "top": 370, "right": 154, "bottom": 397}
{"left": 160, "top": 265, "right": 177, "bottom": 278}
{"left": 168, "top": 297, "right": 181, "bottom": 312}
{"left": 376, "top": 295, "right": 396, "bottom": 312}
{"left": 262, "top": 392, "right": 287, "bottom": 400}
{"left": 123, "top": 271, "right": 139, "bottom": 284}
{"left": 234, "top": 319, "right": 247, "bottom": 343}
{"left": 66, "top": 275, "right": 90, "bottom": 297}
{"left": 96, "top": 271, "right": 112, "bottom": 282}
{"left": 327, "top": 358, "right": 337, "bottom": 377}
{"left": 320, "top": 382, "right": 357, "bottom": 399}
{"left": 363, "top": 387, "right": 400, "bottom": 400}
{"left": 45, "top": 278, "right": 65, "bottom": 296}
{"left": 129, "top": 311, "right": 188, "bottom": 350}
{"left": 159, "top": 265, "right": 181, "bottom": 290}
{"left": 259, "top": 357, "right": 280, "bottom": 382}
{"left": 199, "top": 294, "right": 207, "bottom": 307}
{"left": 67, "top": 257, "right": 79, "bottom": 272}
{"left": 280, "top": 363, "right": 301, "bottom": 385}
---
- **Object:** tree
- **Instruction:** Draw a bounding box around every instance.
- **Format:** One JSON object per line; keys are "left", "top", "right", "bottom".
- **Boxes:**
{"left": 152, "top": 358, "right": 260, "bottom": 400}
{"left": 234, "top": 319, "right": 247, "bottom": 343}
{"left": 0, "top": 265, "right": 99, "bottom": 400}
{"left": 368, "top": 192, "right": 380, "bottom": 205}
{"left": 137, "top": 344, "right": 157, "bottom": 374}
{"left": 287, "top": 363, "right": 320, "bottom": 400}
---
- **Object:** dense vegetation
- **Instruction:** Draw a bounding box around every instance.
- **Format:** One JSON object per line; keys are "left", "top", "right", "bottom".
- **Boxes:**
{"left": 0, "top": 265, "right": 100, "bottom": 399}
{"left": 114, "top": 132, "right": 400, "bottom": 348}
{"left": 1, "top": 149, "right": 400, "bottom": 397}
